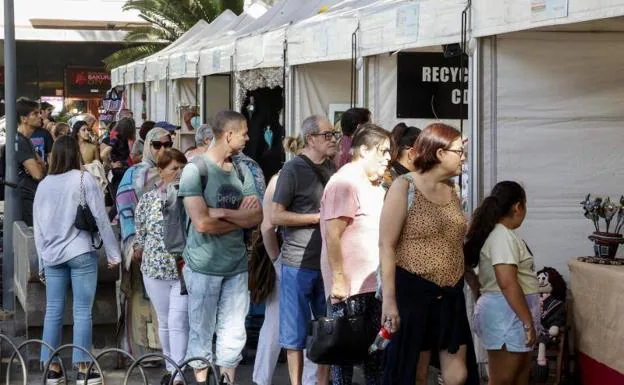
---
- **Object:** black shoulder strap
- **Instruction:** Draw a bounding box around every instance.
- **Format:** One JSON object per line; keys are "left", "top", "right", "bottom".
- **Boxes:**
{"left": 232, "top": 158, "right": 245, "bottom": 185}
{"left": 298, "top": 154, "right": 329, "bottom": 186}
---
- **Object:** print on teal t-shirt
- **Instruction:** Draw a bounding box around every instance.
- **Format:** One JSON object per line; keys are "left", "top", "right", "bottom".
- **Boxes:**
{"left": 178, "top": 154, "right": 256, "bottom": 276}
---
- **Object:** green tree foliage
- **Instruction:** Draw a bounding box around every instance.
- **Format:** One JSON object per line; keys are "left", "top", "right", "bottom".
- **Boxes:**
{"left": 104, "top": 0, "right": 244, "bottom": 70}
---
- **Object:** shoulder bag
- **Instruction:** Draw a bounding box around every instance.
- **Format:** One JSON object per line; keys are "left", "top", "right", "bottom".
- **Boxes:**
{"left": 75, "top": 170, "right": 103, "bottom": 249}
{"left": 306, "top": 297, "right": 370, "bottom": 365}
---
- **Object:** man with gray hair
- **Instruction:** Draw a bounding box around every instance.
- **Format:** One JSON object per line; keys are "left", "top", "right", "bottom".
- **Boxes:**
{"left": 185, "top": 123, "right": 215, "bottom": 161}
{"left": 271, "top": 115, "right": 340, "bottom": 385}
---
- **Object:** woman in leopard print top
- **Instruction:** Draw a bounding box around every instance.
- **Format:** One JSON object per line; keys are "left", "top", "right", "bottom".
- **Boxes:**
{"left": 379, "top": 123, "right": 473, "bottom": 385}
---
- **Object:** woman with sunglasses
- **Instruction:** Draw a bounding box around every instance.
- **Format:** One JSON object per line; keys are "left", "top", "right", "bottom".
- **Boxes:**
{"left": 380, "top": 123, "right": 472, "bottom": 385}
{"left": 134, "top": 148, "right": 188, "bottom": 385}
{"left": 115, "top": 126, "right": 173, "bottom": 357}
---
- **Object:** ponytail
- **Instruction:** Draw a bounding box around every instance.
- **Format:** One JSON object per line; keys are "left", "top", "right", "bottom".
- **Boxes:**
{"left": 390, "top": 122, "right": 421, "bottom": 163}
{"left": 464, "top": 181, "right": 526, "bottom": 268}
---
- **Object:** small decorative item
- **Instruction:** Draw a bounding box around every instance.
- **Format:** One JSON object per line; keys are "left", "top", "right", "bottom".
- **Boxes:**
{"left": 581, "top": 194, "right": 624, "bottom": 259}
{"left": 532, "top": 267, "right": 567, "bottom": 383}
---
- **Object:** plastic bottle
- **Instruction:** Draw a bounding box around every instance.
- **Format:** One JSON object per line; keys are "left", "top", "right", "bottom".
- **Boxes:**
{"left": 368, "top": 324, "right": 393, "bottom": 354}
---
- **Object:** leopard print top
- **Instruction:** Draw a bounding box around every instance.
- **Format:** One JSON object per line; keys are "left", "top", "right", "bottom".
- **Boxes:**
{"left": 395, "top": 174, "right": 467, "bottom": 287}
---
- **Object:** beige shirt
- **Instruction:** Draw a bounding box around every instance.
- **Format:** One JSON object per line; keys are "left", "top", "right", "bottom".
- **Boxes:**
{"left": 479, "top": 224, "right": 539, "bottom": 294}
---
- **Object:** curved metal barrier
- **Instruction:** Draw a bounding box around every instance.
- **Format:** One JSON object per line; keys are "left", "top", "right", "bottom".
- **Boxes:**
{"left": 5, "top": 339, "right": 67, "bottom": 385}
{"left": 86, "top": 348, "right": 148, "bottom": 385}
{"left": 0, "top": 333, "right": 27, "bottom": 385}
{"left": 0, "top": 334, "right": 228, "bottom": 385}
{"left": 122, "top": 352, "right": 186, "bottom": 385}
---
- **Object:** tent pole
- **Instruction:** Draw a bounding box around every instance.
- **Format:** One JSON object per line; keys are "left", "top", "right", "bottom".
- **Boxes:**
{"left": 469, "top": 37, "right": 481, "bottom": 214}
{"left": 3, "top": 0, "right": 17, "bottom": 310}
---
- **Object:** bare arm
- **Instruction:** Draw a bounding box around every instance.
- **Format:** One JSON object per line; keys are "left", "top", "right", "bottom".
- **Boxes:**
{"left": 261, "top": 175, "right": 280, "bottom": 260}
{"left": 379, "top": 177, "right": 409, "bottom": 332}
{"left": 326, "top": 218, "right": 349, "bottom": 300}
{"left": 216, "top": 196, "right": 263, "bottom": 229}
{"left": 271, "top": 202, "right": 320, "bottom": 227}
{"left": 495, "top": 264, "right": 535, "bottom": 345}
{"left": 184, "top": 196, "right": 238, "bottom": 235}
{"left": 23, "top": 158, "right": 44, "bottom": 181}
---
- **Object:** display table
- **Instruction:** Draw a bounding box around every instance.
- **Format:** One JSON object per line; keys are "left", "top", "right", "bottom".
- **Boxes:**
{"left": 569, "top": 258, "right": 624, "bottom": 385}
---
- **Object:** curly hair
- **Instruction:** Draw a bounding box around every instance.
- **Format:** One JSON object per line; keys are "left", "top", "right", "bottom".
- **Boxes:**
{"left": 538, "top": 267, "right": 567, "bottom": 302}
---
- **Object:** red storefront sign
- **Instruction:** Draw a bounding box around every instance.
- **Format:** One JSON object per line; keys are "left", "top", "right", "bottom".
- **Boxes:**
{"left": 65, "top": 67, "right": 111, "bottom": 97}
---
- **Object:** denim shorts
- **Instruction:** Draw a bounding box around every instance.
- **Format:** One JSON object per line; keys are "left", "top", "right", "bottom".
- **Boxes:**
{"left": 474, "top": 292, "right": 541, "bottom": 353}
{"left": 279, "top": 264, "right": 326, "bottom": 350}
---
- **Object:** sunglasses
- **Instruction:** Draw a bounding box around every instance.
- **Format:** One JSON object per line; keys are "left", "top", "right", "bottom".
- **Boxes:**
{"left": 310, "top": 131, "right": 343, "bottom": 141}
{"left": 151, "top": 141, "right": 174, "bottom": 150}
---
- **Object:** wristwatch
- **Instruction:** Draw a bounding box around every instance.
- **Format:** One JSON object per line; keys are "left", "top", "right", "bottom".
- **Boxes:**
{"left": 523, "top": 323, "right": 532, "bottom": 331}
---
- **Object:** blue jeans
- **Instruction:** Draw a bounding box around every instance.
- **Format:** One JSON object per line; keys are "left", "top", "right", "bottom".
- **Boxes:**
{"left": 279, "top": 264, "right": 326, "bottom": 350}
{"left": 184, "top": 266, "right": 249, "bottom": 369}
{"left": 40, "top": 252, "right": 98, "bottom": 365}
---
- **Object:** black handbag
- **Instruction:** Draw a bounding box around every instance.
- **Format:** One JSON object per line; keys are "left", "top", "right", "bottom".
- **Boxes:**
{"left": 306, "top": 297, "right": 370, "bottom": 365}
{"left": 75, "top": 170, "right": 103, "bottom": 249}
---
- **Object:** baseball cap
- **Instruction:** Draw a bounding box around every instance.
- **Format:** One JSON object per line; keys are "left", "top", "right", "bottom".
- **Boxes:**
{"left": 154, "top": 121, "right": 180, "bottom": 132}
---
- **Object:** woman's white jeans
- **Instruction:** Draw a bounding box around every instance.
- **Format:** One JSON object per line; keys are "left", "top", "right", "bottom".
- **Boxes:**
{"left": 143, "top": 275, "right": 189, "bottom": 378}
{"left": 252, "top": 258, "right": 317, "bottom": 385}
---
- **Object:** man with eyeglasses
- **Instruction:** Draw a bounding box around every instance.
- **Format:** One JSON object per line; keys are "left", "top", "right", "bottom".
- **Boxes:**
{"left": 272, "top": 115, "right": 339, "bottom": 385}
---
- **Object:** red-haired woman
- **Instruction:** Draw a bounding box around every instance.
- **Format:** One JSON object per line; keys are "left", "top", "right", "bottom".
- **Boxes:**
{"left": 379, "top": 123, "right": 470, "bottom": 385}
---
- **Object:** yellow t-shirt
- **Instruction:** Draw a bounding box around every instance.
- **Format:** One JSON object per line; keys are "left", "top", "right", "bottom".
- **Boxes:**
{"left": 479, "top": 223, "right": 539, "bottom": 295}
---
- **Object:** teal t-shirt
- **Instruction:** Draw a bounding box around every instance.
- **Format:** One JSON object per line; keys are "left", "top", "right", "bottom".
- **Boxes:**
{"left": 178, "top": 154, "right": 256, "bottom": 276}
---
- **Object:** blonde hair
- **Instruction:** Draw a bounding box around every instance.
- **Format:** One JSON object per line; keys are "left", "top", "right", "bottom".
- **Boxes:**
{"left": 283, "top": 136, "right": 304, "bottom": 155}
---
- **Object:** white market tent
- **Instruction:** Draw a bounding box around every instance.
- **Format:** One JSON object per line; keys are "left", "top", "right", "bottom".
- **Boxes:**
{"left": 112, "top": 2, "right": 624, "bottom": 273}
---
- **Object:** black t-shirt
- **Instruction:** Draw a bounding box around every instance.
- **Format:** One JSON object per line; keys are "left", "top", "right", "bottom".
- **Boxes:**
{"left": 30, "top": 127, "right": 53, "bottom": 162}
{"left": 272, "top": 156, "right": 336, "bottom": 270}
{"left": 16, "top": 132, "right": 39, "bottom": 194}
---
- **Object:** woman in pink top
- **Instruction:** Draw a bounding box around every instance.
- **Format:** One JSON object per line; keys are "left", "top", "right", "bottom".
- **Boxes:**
{"left": 320, "top": 123, "right": 391, "bottom": 385}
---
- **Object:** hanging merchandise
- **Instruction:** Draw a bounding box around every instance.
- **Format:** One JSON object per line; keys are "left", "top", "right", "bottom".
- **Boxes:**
{"left": 246, "top": 95, "right": 256, "bottom": 120}
{"left": 263, "top": 125, "right": 273, "bottom": 148}
{"left": 100, "top": 86, "right": 124, "bottom": 124}
{"left": 141, "top": 84, "right": 147, "bottom": 121}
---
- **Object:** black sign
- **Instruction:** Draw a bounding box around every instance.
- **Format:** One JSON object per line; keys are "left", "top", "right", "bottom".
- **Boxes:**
{"left": 396, "top": 52, "right": 468, "bottom": 119}
{"left": 65, "top": 67, "right": 111, "bottom": 98}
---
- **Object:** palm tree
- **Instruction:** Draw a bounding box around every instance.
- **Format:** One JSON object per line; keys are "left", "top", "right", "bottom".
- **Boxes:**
{"left": 104, "top": 0, "right": 244, "bottom": 70}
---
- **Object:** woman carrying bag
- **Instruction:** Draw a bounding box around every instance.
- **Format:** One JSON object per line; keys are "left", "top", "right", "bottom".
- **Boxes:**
{"left": 34, "top": 136, "right": 121, "bottom": 385}
{"left": 320, "top": 124, "right": 392, "bottom": 385}
{"left": 133, "top": 148, "right": 188, "bottom": 385}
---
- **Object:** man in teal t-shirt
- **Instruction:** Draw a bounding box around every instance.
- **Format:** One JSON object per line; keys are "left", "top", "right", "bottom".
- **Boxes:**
{"left": 179, "top": 110, "right": 262, "bottom": 385}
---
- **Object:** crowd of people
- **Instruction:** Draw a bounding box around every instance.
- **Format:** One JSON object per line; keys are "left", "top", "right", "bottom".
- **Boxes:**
{"left": 10, "top": 96, "right": 544, "bottom": 385}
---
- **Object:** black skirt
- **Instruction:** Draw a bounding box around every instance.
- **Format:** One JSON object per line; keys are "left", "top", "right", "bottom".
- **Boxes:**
{"left": 382, "top": 267, "right": 477, "bottom": 385}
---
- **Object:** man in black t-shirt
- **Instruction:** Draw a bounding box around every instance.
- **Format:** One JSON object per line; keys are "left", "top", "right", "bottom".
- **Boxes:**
{"left": 16, "top": 99, "right": 45, "bottom": 226}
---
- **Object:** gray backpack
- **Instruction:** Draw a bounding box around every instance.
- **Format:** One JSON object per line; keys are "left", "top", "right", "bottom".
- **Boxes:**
{"left": 162, "top": 156, "right": 244, "bottom": 255}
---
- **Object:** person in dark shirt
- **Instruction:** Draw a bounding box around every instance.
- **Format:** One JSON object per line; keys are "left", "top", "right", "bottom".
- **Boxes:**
{"left": 101, "top": 117, "right": 136, "bottom": 219}
{"left": 16, "top": 98, "right": 46, "bottom": 226}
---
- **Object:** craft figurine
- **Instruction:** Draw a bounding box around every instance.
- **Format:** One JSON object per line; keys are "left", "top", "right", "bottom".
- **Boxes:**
{"left": 616, "top": 196, "right": 624, "bottom": 234}
{"left": 580, "top": 194, "right": 624, "bottom": 258}
{"left": 603, "top": 197, "right": 619, "bottom": 233}
{"left": 533, "top": 267, "right": 567, "bottom": 383}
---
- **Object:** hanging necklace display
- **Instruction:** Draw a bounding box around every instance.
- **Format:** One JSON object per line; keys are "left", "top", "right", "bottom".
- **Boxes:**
{"left": 264, "top": 125, "right": 274, "bottom": 148}
{"left": 246, "top": 96, "right": 256, "bottom": 119}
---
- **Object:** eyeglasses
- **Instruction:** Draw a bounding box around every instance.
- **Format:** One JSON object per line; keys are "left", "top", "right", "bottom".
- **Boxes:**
{"left": 444, "top": 148, "right": 465, "bottom": 157}
{"left": 310, "top": 131, "right": 343, "bottom": 141}
{"left": 152, "top": 141, "right": 174, "bottom": 150}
